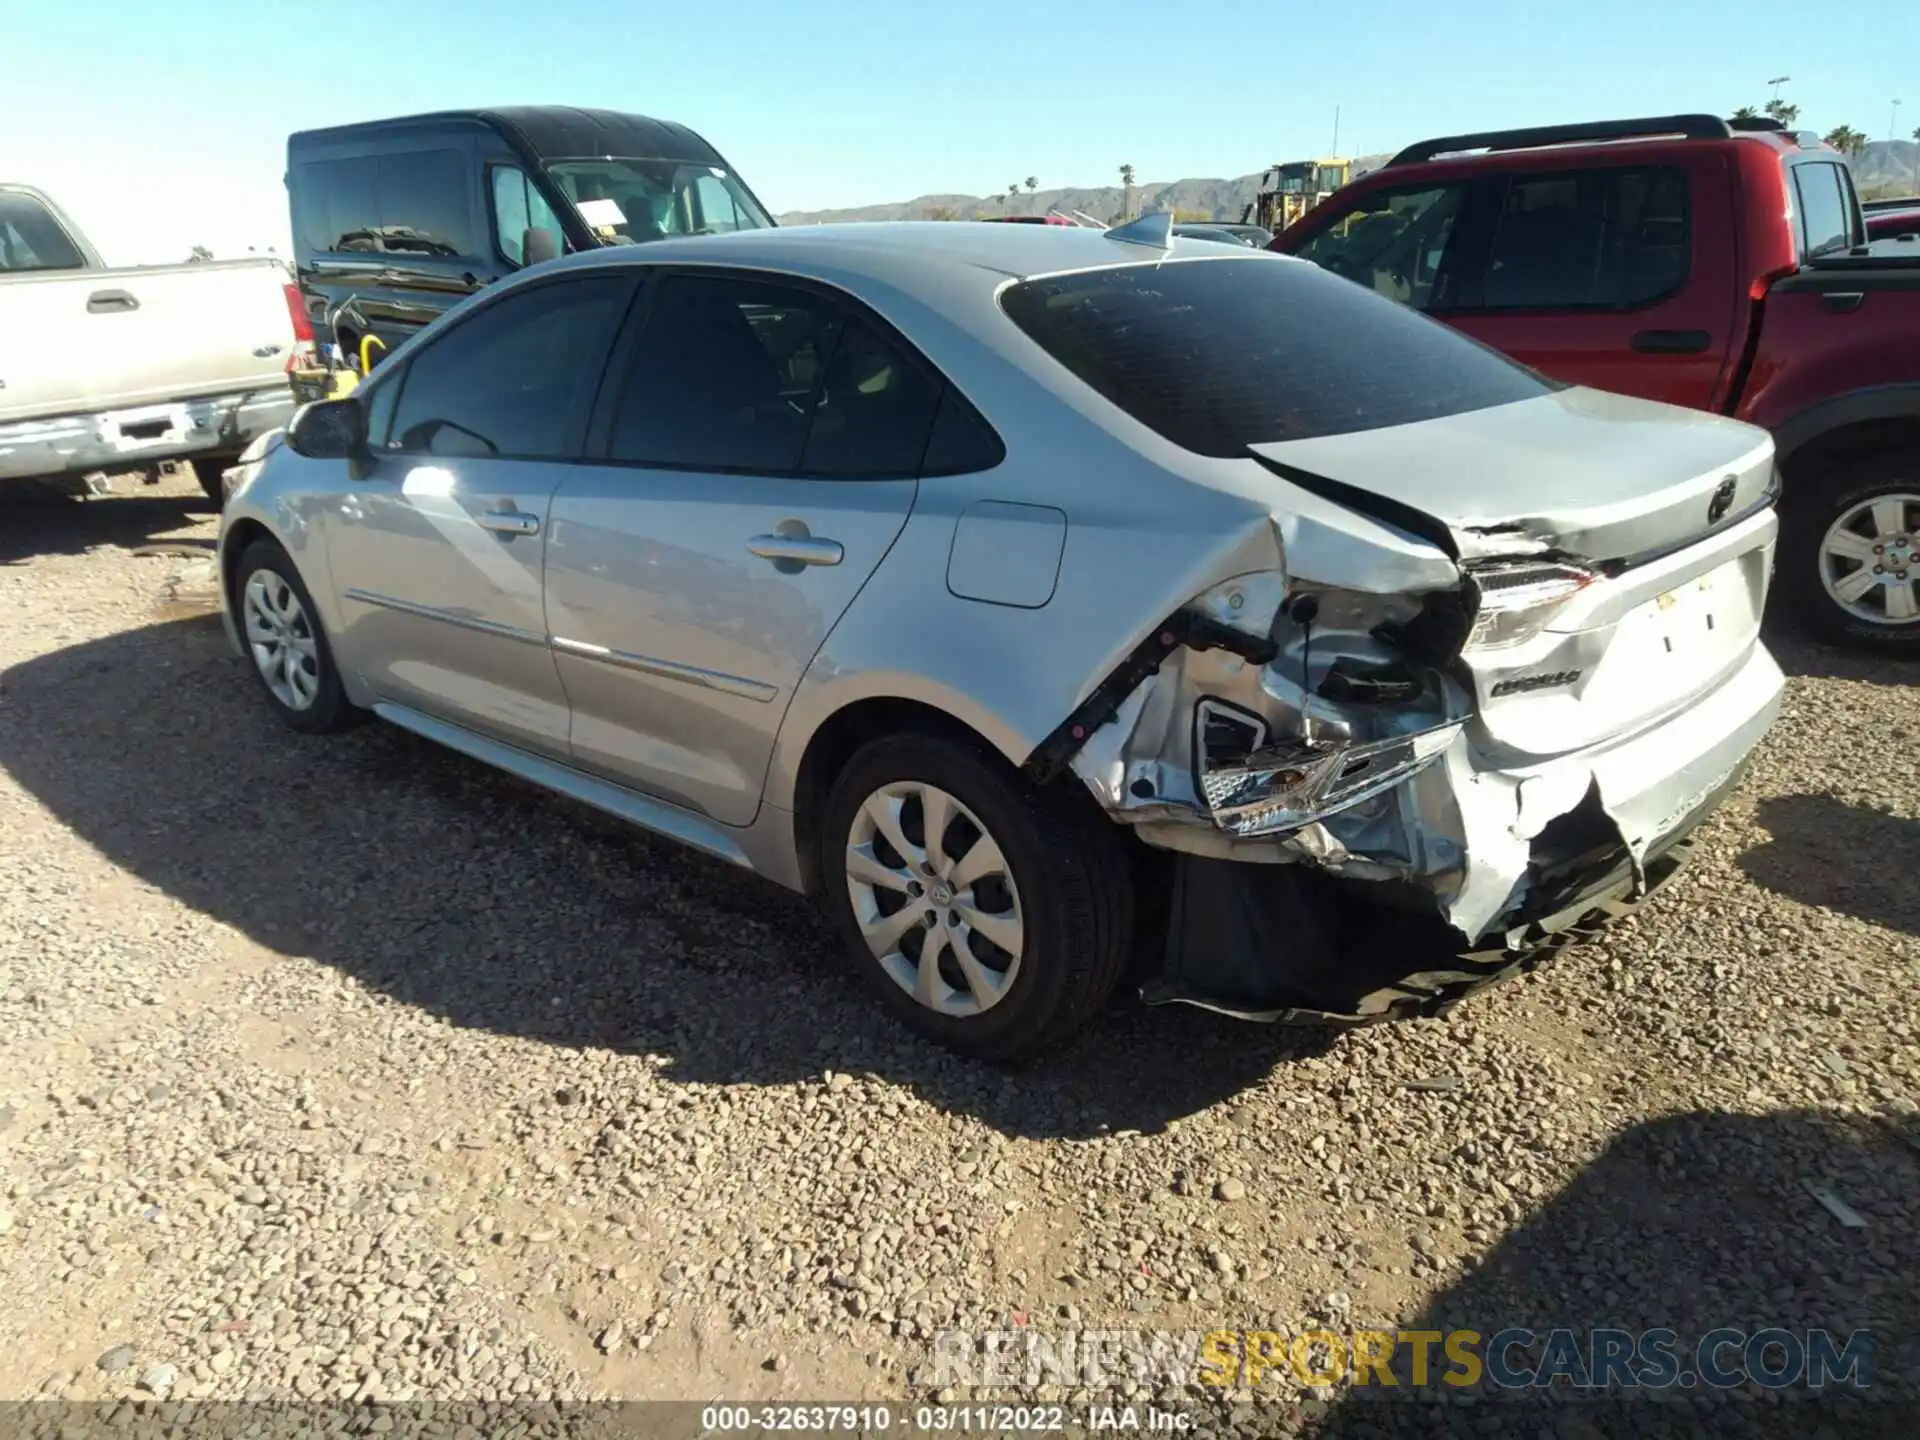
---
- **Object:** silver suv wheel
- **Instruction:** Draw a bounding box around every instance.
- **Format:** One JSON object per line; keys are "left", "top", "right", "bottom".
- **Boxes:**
{"left": 1820, "top": 492, "right": 1920, "bottom": 626}
{"left": 844, "top": 780, "right": 1025, "bottom": 1016}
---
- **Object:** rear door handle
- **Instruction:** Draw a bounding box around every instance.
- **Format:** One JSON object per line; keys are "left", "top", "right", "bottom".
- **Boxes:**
{"left": 1629, "top": 329, "right": 1710, "bottom": 355}
{"left": 86, "top": 289, "right": 139, "bottom": 314}
{"left": 478, "top": 506, "right": 540, "bottom": 538}
{"left": 747, "top": 534, "right": 843, "bottom": 567}
{"left": 1822, "top": 291, "right": 1865, "bottom": 314}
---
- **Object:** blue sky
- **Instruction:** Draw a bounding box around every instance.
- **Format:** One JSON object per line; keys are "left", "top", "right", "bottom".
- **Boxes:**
{"left": 1, "top": 0, "right": 1911, "bottom": 263}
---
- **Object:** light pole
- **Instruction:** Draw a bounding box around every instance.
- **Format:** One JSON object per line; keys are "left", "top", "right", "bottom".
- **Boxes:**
{"left": 1893, "top": 99, "right": 1903, "bottom": 141}
{"left": 1768, "top": 75, "right": 1791, "bottom": 103}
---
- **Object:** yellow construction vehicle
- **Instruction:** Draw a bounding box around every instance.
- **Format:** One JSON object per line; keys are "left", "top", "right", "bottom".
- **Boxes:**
{"left": 1241, "top": 158, "right": 1351, "bottom": 234}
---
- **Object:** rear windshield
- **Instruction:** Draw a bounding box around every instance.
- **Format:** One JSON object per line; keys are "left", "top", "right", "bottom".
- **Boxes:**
{"left": 1000, "top": 256, "right": 1552, "bottom": 457}
{"left": 0, "top": 191, "right": 87, "bottom": 273}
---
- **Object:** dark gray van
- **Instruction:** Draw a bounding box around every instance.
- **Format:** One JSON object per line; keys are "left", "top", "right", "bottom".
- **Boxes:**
{"left": 287, "top": 107, "right": 773, "bottom": 362}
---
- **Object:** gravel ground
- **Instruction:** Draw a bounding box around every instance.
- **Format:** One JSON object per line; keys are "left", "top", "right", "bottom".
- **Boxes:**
{"left": 0, "top": 471, "right": 1915, "bottom": 1435}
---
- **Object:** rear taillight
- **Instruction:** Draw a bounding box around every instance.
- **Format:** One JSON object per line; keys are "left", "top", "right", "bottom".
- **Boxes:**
{"left": 1465, "top": 560, "right": 1600, "bottom": 651}
{"left": 282, "top": 282, "right": 316, "bottom": 374}
{"left": 282, "top": 283, "right": 313, "bottom": 342}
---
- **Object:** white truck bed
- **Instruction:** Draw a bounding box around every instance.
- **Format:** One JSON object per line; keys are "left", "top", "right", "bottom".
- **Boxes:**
{"left": 0, "top": 184, "right": 299, "bottom": 492}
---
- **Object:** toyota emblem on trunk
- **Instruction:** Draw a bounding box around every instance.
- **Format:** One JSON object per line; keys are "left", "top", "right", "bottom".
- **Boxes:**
{"left": 1708, "top": 476, "right": 1738, "bottom": 523}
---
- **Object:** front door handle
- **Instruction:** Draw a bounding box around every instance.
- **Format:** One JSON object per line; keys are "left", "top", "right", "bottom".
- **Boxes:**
{"left": 748, "top": 534, "right": 843, "bottom": 568}
{"left": 1629, "top": 328, "right": 1711, "bottom": 355}
{"left": 478, "top": 506, "right": 540, "bottom": 538}
{"left": 87, "top": 289, "right": 140, "bottom": 314}
{"left": 1822, "top": 291, "right": 1865, "bottom": 314}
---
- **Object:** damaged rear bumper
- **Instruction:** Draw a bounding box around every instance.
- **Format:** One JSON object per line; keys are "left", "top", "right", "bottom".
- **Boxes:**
{"left": 1137, "top": 642, "right": 1783, "bottom": 1024}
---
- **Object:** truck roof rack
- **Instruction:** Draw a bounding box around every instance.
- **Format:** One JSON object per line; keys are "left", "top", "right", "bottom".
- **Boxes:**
{"left": 1387, "top": 114, "right": 1735, "bottom": 167}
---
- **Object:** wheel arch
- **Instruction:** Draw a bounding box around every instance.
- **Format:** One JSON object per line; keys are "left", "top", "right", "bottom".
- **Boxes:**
{"left": 784, "top": 693, "right": 1031, "bottom": 897}
{"left": 220, "top": 517, "right": 278, "bottom": 610}
{"left": 1773, "top": 386, "right": 1920, "bottom": 500}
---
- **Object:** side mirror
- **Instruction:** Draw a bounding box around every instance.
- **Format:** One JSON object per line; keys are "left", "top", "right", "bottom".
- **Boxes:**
{"left": 520, "top": 226, "right": 560, "bottom": 266}
{"left": 285, "top": 398, "right": 367, "bottom": 460}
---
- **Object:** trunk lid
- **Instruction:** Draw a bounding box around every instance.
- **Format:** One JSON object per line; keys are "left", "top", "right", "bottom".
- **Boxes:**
{"left": 1249, "top": 386, "right": 1775, "bottom": 566}
{"left": 1250, "top": 386, "right": 1780, "bottom": 759}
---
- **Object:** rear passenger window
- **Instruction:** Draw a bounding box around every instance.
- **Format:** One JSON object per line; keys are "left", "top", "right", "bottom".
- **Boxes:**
{"left": 389, "top": 276, "right": 630, "bottom": 459}
{"left": 0, "top": 190, "right": 86, "bottom": 272}
{"left": 920, "top": 389, "right": 1005, "bottom": 475}
{"left": 1292, "top": 184, "right": 1469, "bottom": 311}
{"left": 608, "top": 276, "right": 841, "bottom": 472}
{"left": 798, "top": 319, "right": 942, "bottom": 477}
{"left": 1795, "top": 164, "right": 1852, "bottom": 259}
{"left": 1475, "top": 166, "right": 1689, "bottom": 311}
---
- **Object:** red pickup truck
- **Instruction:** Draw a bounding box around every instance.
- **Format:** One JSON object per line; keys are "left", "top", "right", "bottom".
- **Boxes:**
{"left": 1272, "top": 114, "right": 1920, "bottom": 653}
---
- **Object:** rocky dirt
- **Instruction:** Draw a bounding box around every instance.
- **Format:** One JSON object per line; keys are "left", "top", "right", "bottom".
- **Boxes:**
{"left": 0, "top": 471, "right": 1915, "bottom": 1436}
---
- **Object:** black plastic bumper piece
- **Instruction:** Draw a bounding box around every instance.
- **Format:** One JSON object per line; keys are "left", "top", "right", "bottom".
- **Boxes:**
{"left": 1137, "top": 751, "right": 1756, "bottom": 1028}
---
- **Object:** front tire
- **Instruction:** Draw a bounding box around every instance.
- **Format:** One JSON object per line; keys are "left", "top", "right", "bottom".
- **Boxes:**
{"left": 233, "top": 539, "right": 363, "bottom": 734}
{"left": 819, "top": 733, "right": 1133, "bottom": 1062}
{"left": 1781, "top": 455, "right": 1920, "bottom": 652}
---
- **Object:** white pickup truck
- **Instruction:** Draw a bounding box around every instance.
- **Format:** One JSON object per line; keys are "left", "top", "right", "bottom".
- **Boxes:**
{"left": 0, "top": 183, "right": 301, "bottom": 503}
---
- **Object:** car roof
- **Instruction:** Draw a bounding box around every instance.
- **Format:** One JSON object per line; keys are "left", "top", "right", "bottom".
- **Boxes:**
{"left": 289, "top": 106, "right": 722, "bottom": 163}
{"left": 538, "top": 220, "right": 1295, "bottom": 285}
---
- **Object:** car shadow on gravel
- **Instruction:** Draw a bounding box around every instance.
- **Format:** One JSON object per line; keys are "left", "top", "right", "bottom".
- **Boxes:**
{"left": 1308, "top": 1107, "right": 1919, "bottom": 1439}
{"left": 1769, "top": 633, "right": 1920, "bottom": 686}
{"left": 1737, "top": 795, "right": 1920, "bottom": 939}
{"left": 0, "top": 487, "right": 216, "bottom": 565}
{"left": 0, "top": 615, "right": 1341, "bottom": 1139}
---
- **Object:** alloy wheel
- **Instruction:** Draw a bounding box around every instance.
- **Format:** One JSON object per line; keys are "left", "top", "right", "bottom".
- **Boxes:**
{"left": 1819, "top": 493, "right": 1920, "bottom": 626}
{"left": 242, "top": 568, "right": 322, "bottom": 710}
{"left": 844, "top": 780, "right": 1025, "bottom": 1017}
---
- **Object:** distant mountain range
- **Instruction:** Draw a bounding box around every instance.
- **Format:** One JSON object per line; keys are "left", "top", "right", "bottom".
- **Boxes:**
{"left": 777, "top": 139, "right": 1920, "bottom": 226}
{"left": 775, "top": 158, "right": 1391, "bottom": 227}
{"left": 1852, "top": 139, "right": 1920, "bottom": 199}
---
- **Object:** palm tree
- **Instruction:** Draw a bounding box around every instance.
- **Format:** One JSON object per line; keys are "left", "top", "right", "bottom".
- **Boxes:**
{"left": 1732, "top": 105, "right": 1761, "bottom": 122}
{"left": 1765, "top": 97, "right": 1800, "bottom": 126}
{"left": 1119, "top": 163, "right": 1136, "bottom": 220}
{"left": 1024, "top": 177, "right": 1038, "bottom": 197}
{"left": 1823, "top": 125, "right": 1867, "bottom": 157}
{"left": 1912, "top": 125, "right": 1919, "bottom": 141}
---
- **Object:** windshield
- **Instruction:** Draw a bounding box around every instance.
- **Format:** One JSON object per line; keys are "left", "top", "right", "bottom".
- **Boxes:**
{"left": 545, "top": 158, "right": 772, "bottom": 244}
{"left": 0, "top": 191, "right": 87, "bottom": 273}
{"left": 1000, "top": 256, "right": 1552, "bottom": 457}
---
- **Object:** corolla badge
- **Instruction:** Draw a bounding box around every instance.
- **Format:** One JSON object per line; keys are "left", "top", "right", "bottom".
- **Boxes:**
{"left": 1708, "top": 476, "right": 1738, "bottom": 524}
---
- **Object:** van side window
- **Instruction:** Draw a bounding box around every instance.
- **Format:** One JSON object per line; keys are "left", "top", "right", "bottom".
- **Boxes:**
{"left": 372, "top": 150, "right": 477, "bottom": 258}
{"left": 491, "top": 167, "right": 564, "bottom": 265}
{"left": 293, "top": 150, "right": 476, "bottom": 257}
{"left": 295, "top": 158, "right": 381, "bottom": 253}
{"left": 1474, "top": 166, "right": 1690, "bottom": 311}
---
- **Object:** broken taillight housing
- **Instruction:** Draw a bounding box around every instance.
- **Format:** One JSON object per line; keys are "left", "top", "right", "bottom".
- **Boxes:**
{"left": 1198, "top": 721, "right": 1463, "bottom": 837}
{"left": 1464, "top": 561, "right": 1600, "bottom": 651}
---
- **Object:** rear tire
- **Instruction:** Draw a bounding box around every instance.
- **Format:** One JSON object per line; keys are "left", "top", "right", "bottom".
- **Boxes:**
{"left": 818, "top": 733, "right": 1133, "bottom": 1062}
{"left": 1780, "top": 454, "right": 1920, "bottom": 653}
{"left": 190, "top": 457, "right": 229, "bottom": 507}
{"left": 233, "top": 538, "right": 364, "bottom": 734}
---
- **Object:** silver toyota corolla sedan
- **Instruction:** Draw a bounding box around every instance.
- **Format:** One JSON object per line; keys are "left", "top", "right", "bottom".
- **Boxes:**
{"left": 217, "top": 218, "right": 1784, "bottom": 1059}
